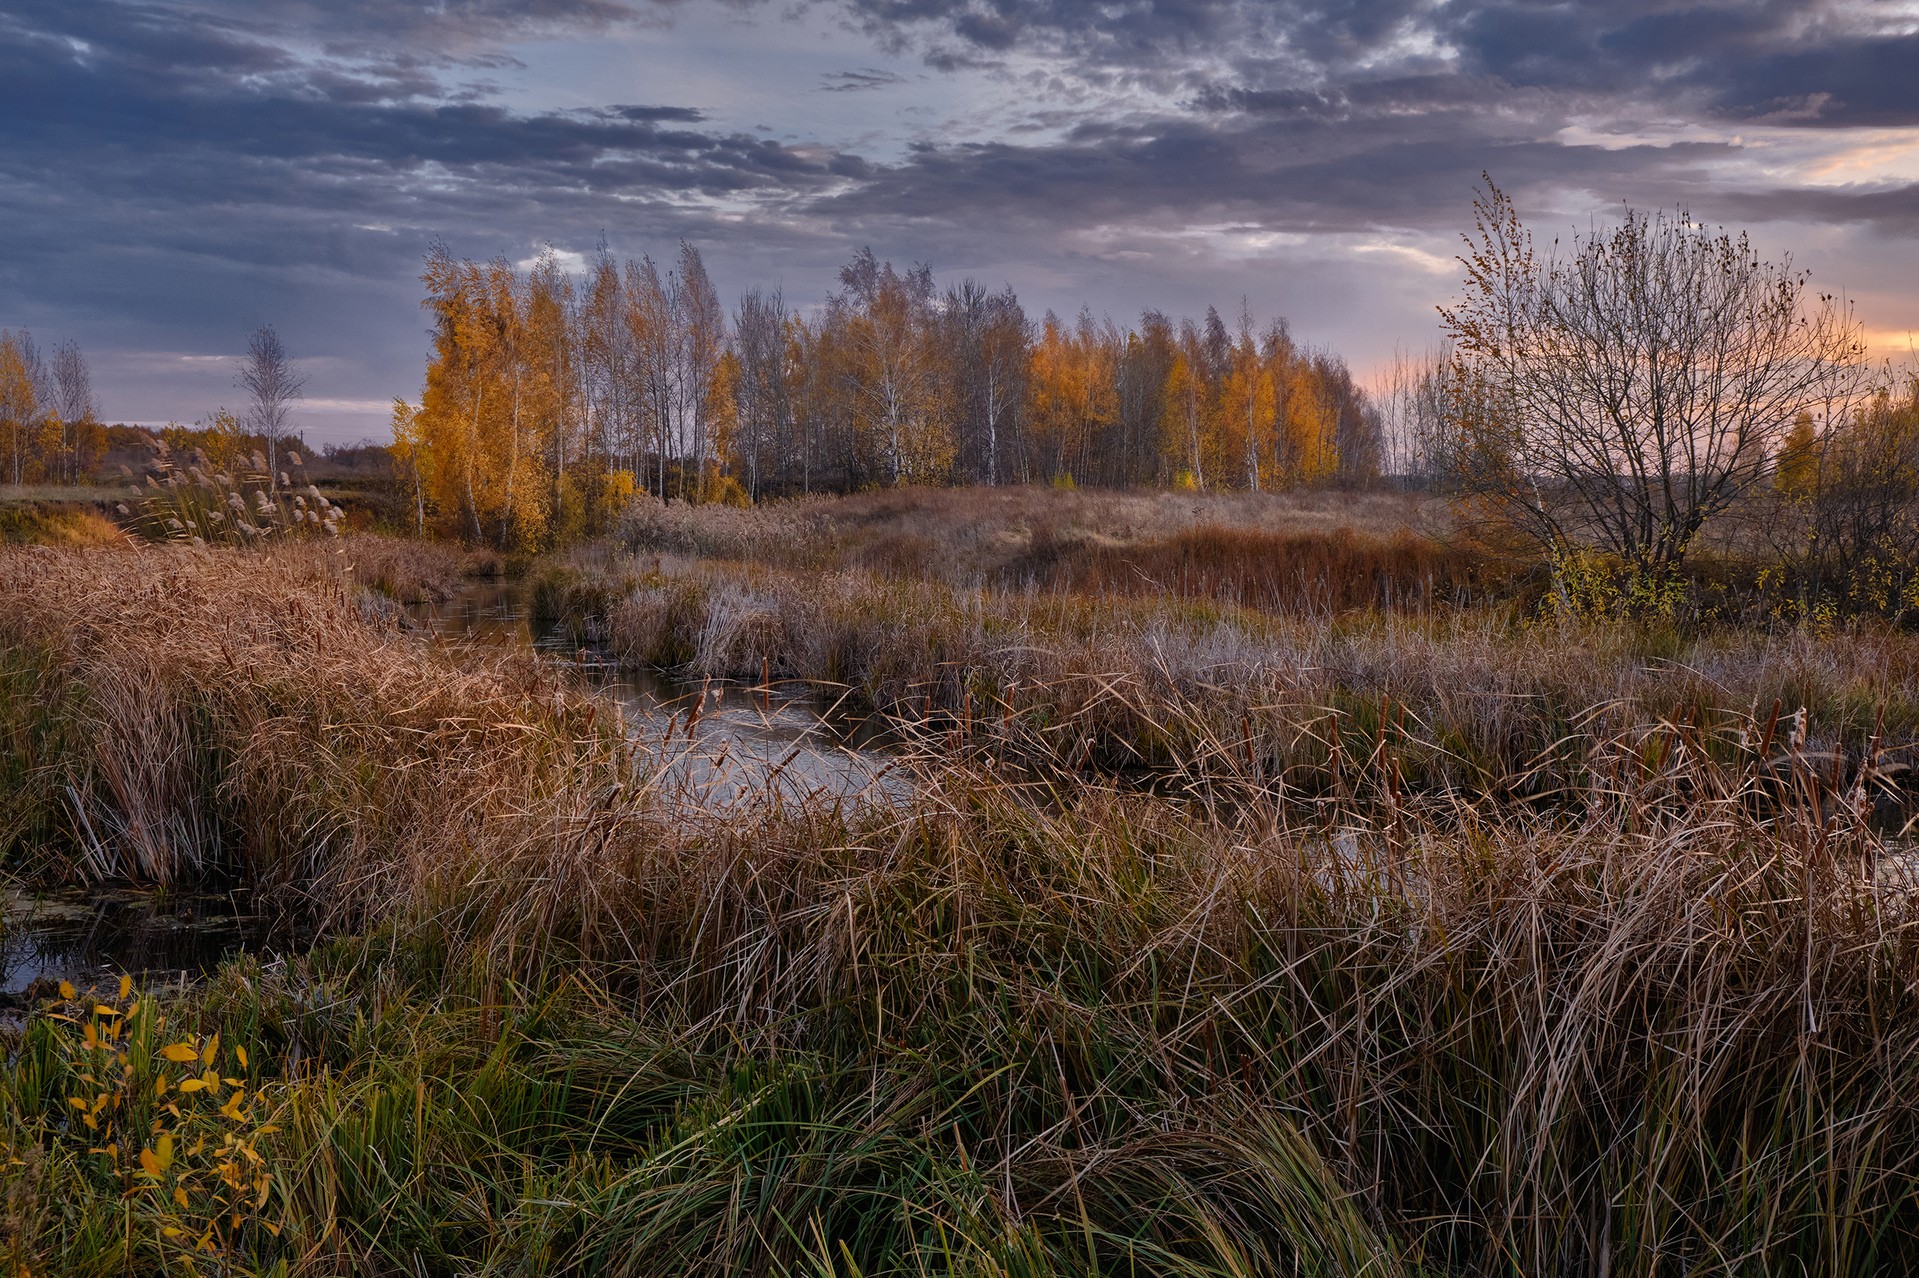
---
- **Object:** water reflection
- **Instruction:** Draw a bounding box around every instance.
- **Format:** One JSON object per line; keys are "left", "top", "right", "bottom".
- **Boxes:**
{"left": 405, "top": 578, "right": 908, "bottom": 809}
{"left": 1, "top": 886, "right": 277, "bottom": 1011}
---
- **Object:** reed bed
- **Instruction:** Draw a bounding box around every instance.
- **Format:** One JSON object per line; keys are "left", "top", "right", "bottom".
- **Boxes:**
{"left": 539, "top": 552, "right": 1919, "bottom": 812}
{"left": 7, "top": 542, "right": 1919, "bottom": 1274}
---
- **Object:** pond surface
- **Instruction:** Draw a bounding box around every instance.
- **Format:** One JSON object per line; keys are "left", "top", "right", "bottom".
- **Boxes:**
{"left": 406, "top": 578, "right": 908, "bottom": 810}
{"left": 1, "top": 886, "right": 282, "bottom": 1018}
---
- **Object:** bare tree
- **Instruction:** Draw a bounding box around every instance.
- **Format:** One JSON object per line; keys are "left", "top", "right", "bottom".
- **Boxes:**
{"left": 48, "top": 340, "right": 96, "bottom": 483}
{"left": 943, "top": 279, "right": 1028, "bottom": 486}
{"left": 676, "top": 242, "right": 724, "bottom": 501}
{"left": 1440, "top": 179, "right": 1872, "bottom": 578}
{"left": 238, "top": 324, "right": 307, "bottom": 485}
{"left": 1373, "top": 346, "right": 1453, "bottom": 488}
{"left": 734, "top": 286, "right": 791, "bottom": 502}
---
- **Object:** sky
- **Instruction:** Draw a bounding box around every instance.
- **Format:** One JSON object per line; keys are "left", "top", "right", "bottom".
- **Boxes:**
{"left": 4, "top": 0, "right": 1919, "bottom": 444}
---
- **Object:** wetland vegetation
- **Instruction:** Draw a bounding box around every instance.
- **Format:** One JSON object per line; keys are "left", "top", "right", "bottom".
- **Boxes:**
{"left": 10, "top": 485, "right": 1919, "bottom": 1275}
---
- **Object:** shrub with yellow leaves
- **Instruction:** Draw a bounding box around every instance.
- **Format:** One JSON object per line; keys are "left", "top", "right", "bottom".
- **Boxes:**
{"left": 37, "top": 976, "right": 284, "bottom": 1265}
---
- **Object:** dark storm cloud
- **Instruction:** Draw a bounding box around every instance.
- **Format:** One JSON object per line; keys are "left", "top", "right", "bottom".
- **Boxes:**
{"left": 5, "top": 0, "right": 1918, "bottom": 435}
{"left": 824, "top": 0, "right": 1919, "bottom": 130}
{"left": 828, "top": 107, "right": 1735, "bottom": 238}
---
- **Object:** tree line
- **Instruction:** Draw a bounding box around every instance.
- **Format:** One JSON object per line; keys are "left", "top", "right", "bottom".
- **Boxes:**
{"left": 0, "top": 330, "right": 100, "bottom": 486}
{"left": 394, "top": 243, "right": 1384, "bottom": 548}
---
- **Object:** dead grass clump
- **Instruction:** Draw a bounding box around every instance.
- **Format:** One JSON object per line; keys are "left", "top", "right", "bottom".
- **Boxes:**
{"left": 0, "top": 543, "right": 622, "bottom": 900}
{"left": 331, "top": 532, "right": 469, "bottom": 605}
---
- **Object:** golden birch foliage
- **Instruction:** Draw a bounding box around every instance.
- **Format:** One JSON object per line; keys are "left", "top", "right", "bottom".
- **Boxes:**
{"left": 1283, "top": 362, "right": 1340, "bottom": 485}
{"left": 1161, "top": 353, "right": 1206, "bottom": 490}
{"left": 412, "top": 248, "right": 559, "bottom": 548}
{"left": 1775, "top": 411, "right": 1819, "bottom": 500}
{"left": 1026, "top": 313, "right": 1116, "bottom": 482}
{"left": 706, "top": 350, "right": 743, "bottom": 502}
{"left": 1220, "top": 336, "right": 1276, "bottom": 490}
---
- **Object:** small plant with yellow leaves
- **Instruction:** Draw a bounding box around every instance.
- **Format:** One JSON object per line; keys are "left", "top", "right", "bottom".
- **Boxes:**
{"left": 40, "top": 976, "right": 284, "bottom": 1263}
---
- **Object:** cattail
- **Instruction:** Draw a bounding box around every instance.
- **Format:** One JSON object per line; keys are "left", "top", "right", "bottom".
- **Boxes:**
{"left": 287, "top": 451, "right": 302, "bottom": 467}
{"left": 279, "top": 471, "right": 292, "bottom": 488}
{"left": 114, "top": 503, "right": 130, "bottom": 516}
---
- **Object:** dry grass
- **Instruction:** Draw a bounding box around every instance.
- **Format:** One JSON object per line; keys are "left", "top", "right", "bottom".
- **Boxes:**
{"left": 544, "top": 552, "right": 1919, "bottom": 809}
{"left": 620, "top": 485, "right": 1452, "bottom": 585}
{"left": 7, "top": 541, "right": 1919, "bottom": 1272}
{"left": 0, "top": 500, "right": 126, "bottom": 548}
{"left": 0, "top": 542, "right": 614, "bottom": 895}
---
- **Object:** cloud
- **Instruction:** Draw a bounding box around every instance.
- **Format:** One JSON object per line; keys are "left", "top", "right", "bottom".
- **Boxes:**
{"left": 5, "top": 0, "right": 1919, "bottom": 437}
{"left": 820, "top": 67, "right": 908, "bottom": 91}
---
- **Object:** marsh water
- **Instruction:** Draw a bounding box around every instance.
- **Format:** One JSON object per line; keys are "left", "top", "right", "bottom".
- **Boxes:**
{"left": 1, "top": 886, "right": 279, "bottom": 1012}
{"left": 404, "top": 577, "right": 907, "bottom": 811}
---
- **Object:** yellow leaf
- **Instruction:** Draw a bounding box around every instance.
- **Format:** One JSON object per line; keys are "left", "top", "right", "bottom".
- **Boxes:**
{"left": 118, "top": 974, "right": 133, "bottom": 1001}
{"left": 155, "top": 1132, "right": 173, "bottom": 1170}
{"left": 68, "top": 1097, "right": 88, "bottom": 1110}
{"left": 58, "top": 980, "right": 76, "bottom": 1000}
{"left": 92, "top": 1004, "right": 118, "bottom": 1018}
{"left": 234, "top": 1044, "right": 248, "bottom": 1069}
{"left": 263, "top": 1219, "right": 282, "bottom": 1237}
{"left": 200, "top": 1067, "right": 220, "bottom": 1093}
{"left": 174, "top": 1187, "right": 189, "bottom": 1208}
{"left": 178, "top": 1079, "right": 208, "bottom": 1094}
{"left": 201, "top": 1033, "right": 219, "bottom": 1066}
{"left": 162, "top": 1226, "right": 184, "bottom": 1238}
{"left": 138, "top": 1147, "right": 162, "bottom": 1178}
{"left": 160, "top": 1043, "right": 200, "bottom": 1063}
